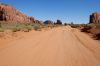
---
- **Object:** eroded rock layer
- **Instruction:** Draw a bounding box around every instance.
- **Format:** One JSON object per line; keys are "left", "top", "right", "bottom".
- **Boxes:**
{"left": 0, "top": 3, "right": 35, "bottom": 23}
{"left": 90, "top": 12, "right": 100, "bottom": 24}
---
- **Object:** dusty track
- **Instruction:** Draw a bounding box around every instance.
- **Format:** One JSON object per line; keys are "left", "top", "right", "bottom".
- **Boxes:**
{"left": 0, "top": 26, "right": 100, "bottom": 66}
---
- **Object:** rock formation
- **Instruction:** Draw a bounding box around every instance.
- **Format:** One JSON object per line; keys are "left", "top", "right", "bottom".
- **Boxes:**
{"left": 89, "top": 12, "right": 100, "bottom": 24}
{"left": 0, "top": 3, "right": 35, "bottom": 23}
{"left": 55, "top": 20, "right": 62, "bottom": 25}
{"left": 44, "top": 20, "right": 54, "bottom": 24}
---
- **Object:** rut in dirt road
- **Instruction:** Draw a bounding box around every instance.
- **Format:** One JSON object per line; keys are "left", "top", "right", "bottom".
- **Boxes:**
{"left": 0, "top": 26, "right": 100, "bottom": 66}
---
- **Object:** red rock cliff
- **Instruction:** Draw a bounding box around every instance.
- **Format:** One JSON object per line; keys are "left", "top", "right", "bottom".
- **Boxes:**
{"left": 89, "top": 12, "right": 100, "bottom": 24}
{"left": 0, "top": 3, "right": 35, "bottom": 23}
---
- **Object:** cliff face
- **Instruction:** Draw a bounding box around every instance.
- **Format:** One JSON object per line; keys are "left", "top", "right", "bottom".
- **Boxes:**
{"left": 89, "top": 12, "right": 100, "bottom": 24}
{"left": 0, "top": 3, "right": 35, "bottom": 23}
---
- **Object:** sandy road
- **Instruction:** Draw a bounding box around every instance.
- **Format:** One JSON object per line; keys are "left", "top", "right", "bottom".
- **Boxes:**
{"left": 0, "top": 26, "right": 100, "bottom": 66}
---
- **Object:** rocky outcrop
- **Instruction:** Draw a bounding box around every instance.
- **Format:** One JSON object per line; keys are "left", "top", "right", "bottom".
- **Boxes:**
{"left": 44, "top": 20, "right": 54, "bottom": 24}
{"left": 90, "top": 12, "right": 100, "bottom": 24}
{"left": 55, "top": 20, "right": 62, "bottom": 25}
{"left": 0, "top": 3, "right": 35, "bottom": 23}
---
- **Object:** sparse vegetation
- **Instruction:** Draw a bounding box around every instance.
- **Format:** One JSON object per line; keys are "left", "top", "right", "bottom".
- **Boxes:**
{"left": 95, "top": 24, "right": 100, "bottom": 29}
{"left": 70, "top": 24, "right": 80, "bottom": 28}
{"left": 0, "top": 21, "right": 61, "bottom": 32}
{"left": 69, "top": 23, "right": 100, "bottom": 40}
{"left": 79, "top": 24, "right": 100, "bottom": 40}
{"left": 33, "top": 24, "right": 41, "bottom": 31}
{"left": 80, "top": 24, "right": 92, "bottom": 33}
{"left": 0, "top": 28, "right": 4, "bottom": 32}
{"left": 94, "top": 33, "right": 100, "bottom": 40}
{"left": 64, "top": 23, "right": 67, "bottom": 26}
{"left": 0, "top": 22, "right": 42, "bottom": 32}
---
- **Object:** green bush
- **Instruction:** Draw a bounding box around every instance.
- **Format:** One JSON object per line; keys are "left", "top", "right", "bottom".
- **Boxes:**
{"left": 0, "top": 28, "right": 4, "bottom": 32}
{"left": 12, "top": 28, "right": 18, "bottom": 32}
{"left": 95, "top": 33, "right": 100, "bottom": 40}
{"left": 95, "top": 24, "right": 100, "bottom": 29}
{"left": 33, "top": 24, "right": 41, "bottom": 31}
{"left": 80, "top": 24, "right": 94, "bottom": 33}
{"left": 25, "top": 25, "right": 33, "bottom": 30}
{"left": 70, "top": 24, "right": 80, "bottom": 28}
{"left": 0, "top": 23, "right": 44, "bottom": 32}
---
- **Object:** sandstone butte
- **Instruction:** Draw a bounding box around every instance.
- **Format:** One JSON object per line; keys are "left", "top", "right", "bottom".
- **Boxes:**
{"left": 0, "top": 3, "right": 35, "bottom": 23}
{"left": 90, "top": 12, "right": 100, "bottom": 24}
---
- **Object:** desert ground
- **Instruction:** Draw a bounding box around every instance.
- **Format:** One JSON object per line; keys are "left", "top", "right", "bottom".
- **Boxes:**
{"left": 0, "top": 26, "right": 100, "bottom": 66}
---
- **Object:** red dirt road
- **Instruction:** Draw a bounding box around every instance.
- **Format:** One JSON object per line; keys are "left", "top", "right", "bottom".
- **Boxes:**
{"left": 0, "top": 26, "right": 100, "bottom": 66}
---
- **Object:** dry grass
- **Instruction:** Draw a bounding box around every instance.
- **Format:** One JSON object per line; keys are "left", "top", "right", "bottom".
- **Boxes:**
{"left": 0, "top": 23, "right": 42, "bottom": 32}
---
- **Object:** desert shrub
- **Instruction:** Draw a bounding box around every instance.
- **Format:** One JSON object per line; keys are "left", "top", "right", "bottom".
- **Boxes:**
{"left": 93, "top": 33, "right": 100, "bottom": 40}
{"left": 24, "top": 25, "right": 33, "bottom": 30}
{"left": 33, "top": 24, "right": 41, "bottom": 31}
{"left": 12, "top": 28, "right": 18, "bottom": 32}
{"left": 95, "top": 24, "right": 100, "bottom": 29}
{"left": 0, "top": 10, "right": 5, "bottom": 14}
{"left": 96, "top": 33, "right": 100, "bottom": 40}
{"left": 79, "top": 24, "right": 86, "bottom": 27}
{"left": 70, "top": 24, "right": 80, "bottom": 28}
{"left": 64, "top": 23, "right": 67, "bottom": 26}
{"left": 11, "top": 25, "right": 22, "bottom": 32}
{"left": 8, "top": 24, "right": 22, "bottom": 32}
{"left": 0, "top": 28, "right": 4, "bottom": 32}
{"left": 0, "top": 22, "right": 46, "bottom": 32}
{"left": 12, "top": 23, "right": 33, "bottom": 32}
{"left": 81, "top": 24, "right": 93, "bottom": 33}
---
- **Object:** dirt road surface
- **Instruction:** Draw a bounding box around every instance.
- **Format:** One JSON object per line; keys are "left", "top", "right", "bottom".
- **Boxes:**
{"left": 0, "top": 26, "right": 100, "bottom": 66}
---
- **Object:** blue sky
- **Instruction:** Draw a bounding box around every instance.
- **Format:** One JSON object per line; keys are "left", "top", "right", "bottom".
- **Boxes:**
{"left": 0, "top": 0, "right": 100, "bottom": 24}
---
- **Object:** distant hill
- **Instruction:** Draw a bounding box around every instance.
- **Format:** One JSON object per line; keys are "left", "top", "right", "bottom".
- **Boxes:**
{"left": 0, "top": 3, "right": 35, "bottom": 23}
